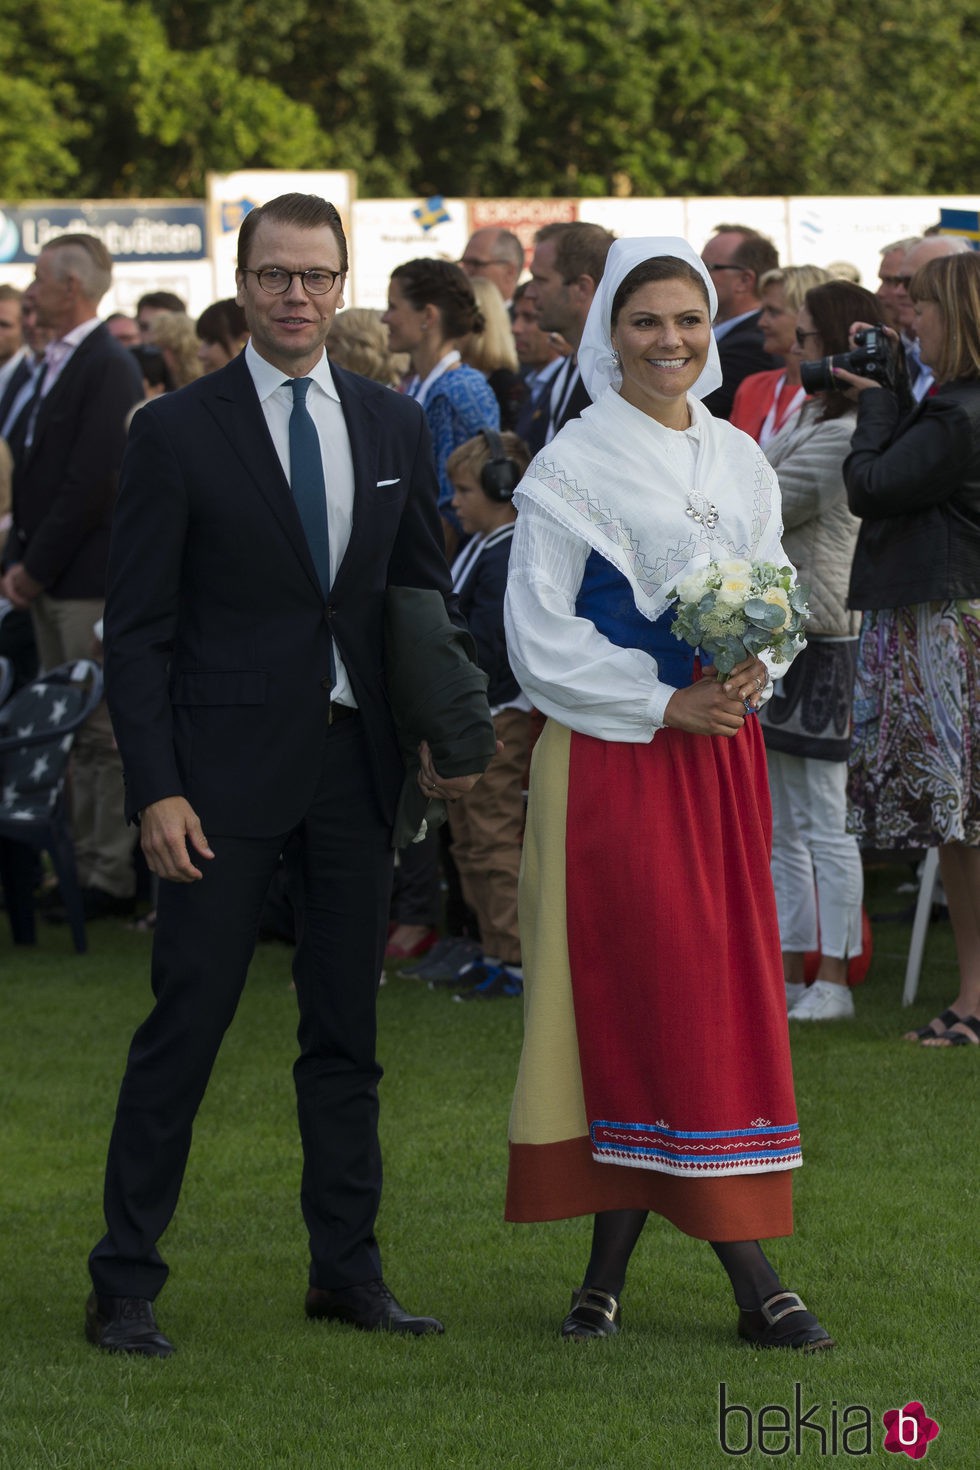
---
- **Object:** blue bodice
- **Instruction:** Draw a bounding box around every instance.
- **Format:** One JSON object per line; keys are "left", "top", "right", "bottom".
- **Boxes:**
{"left": 575, "top": 550, "right": 698, "bottom": 689}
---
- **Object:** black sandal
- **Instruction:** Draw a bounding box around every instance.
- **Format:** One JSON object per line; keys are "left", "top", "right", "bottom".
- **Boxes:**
{"left": 738, "top": 1291, "right": 834, "bottom": 1352}
{"left": 905, "top": 1008, "right": 961, "bottom": 1042}
{"left": 922, "top": 1014, "right": 980, "bottom": 1048}
{"left": 561, "top": 1287, "right": 621, "bottom": 1340}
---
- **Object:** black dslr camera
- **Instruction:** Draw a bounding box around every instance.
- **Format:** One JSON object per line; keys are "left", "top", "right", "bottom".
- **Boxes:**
{"left": 800, "top": 325, "right": 910, "bottom": 410}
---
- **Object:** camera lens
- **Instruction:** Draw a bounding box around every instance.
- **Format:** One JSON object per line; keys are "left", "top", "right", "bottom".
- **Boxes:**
{"left": 799, "top": 357, "right": 838, "bottom": 393}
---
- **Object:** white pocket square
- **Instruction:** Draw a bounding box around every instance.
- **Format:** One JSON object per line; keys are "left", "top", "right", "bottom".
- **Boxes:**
{"left": 376, "top": 477, "right": 401, "bottom": 487}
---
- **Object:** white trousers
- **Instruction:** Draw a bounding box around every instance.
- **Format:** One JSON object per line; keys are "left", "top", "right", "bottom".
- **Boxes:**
{"left": 767, "top": 749, "right": 863, "bottom": 958}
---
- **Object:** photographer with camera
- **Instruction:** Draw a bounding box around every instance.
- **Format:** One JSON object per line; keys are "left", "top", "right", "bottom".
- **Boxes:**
{"left": 760, "top": 280, "right": 882, "bottom": 1022}
{"left": 837, "top": 251, "right": 980, "bottom": 1049}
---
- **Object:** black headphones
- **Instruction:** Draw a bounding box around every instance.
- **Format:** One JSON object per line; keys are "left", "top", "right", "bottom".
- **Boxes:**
{"left": 479, "top": 428, "right": 522, "bottom": 502}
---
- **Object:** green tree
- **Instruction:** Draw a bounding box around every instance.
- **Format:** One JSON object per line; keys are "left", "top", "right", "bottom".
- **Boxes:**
{"left": 3, "top": 0, "right": 980, "bottom": 200}
{"left": 0, "top": 0, "right": 323, "bottom": 199}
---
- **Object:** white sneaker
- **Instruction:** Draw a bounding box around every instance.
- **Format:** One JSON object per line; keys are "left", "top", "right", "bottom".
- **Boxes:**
{"left": 785, "top": 982, "right": 807, "bottom": 1010}
{"left": 788, "top": 979, "right": 855, "bottom": 1022}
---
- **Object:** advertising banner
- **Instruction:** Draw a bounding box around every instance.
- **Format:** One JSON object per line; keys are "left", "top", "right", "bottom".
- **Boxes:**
{"left": 0, "top": 202, "right": 207, "bottom": 266}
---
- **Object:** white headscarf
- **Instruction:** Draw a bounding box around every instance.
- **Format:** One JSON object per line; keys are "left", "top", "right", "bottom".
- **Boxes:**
{"left": 514, "top": 238, "right": 786, "bottom": 623}
{"left": 578, "top": 236, "right": 723, "bottom": 404}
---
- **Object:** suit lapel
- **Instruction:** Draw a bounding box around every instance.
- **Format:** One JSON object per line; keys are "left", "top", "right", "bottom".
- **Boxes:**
{"left": 330, "top": 364, "right": 383, "bottom": 596}
{"left": 201, "top": 355, "right": 393, "bottom": 600}
{"left": 202, "top": 354, "right": 323, "bottom": 597}
{"left": 23, "top": 324, "right": 105, "bottom": 467}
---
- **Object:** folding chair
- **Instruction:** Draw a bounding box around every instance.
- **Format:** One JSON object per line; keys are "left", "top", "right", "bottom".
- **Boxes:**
{"left": 0, "top": 659, "right": 104, "bottom": 952}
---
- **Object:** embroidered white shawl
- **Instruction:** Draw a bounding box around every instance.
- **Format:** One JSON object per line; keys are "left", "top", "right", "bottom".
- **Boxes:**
{"left": 517, "top": 390, "right": 787, "bottom": 624}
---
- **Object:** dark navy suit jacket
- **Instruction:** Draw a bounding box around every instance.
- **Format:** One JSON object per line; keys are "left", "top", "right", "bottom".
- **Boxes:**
{"left": 702, "top": 310, "right": 779, "bottom": 421}
{"left": 104, "top": 351, "right": 455, "bottom": 837}
{"left": 9, "top": 324, "right": 141, "bottom": 597}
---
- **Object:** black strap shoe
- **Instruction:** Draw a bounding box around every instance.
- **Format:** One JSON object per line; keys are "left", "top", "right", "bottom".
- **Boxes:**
{"left": 737, "top": 1290, "right": 834, "bottom": 1351}
{"left": 85, "top": 1293, "right": 175, "bottom": 1357}
{"left": 305, "top": 1279, "right": 444, "bottom": 1335}
{"left": 561, "top": 1286, "right": 621, "bottom": 1340}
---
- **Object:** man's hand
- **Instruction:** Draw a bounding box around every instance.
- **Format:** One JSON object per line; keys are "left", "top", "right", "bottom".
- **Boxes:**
{"left": 140, "top": 796, "right": 215, "bottom": 881}
{"left": 0, "top": 563, "right": 43, "bottom": 609}
{"left": 416, "top": 737, "right": 503, "bottom": 802}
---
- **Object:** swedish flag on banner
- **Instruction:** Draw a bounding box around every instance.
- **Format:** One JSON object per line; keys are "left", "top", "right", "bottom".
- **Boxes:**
{"left": 413, "top": 196, "right": 451, "bottom": 231}
{"left": 938, "top": 208, "right": 980, "bottom": 247}
{"left": 222, "top": 199, "right": 257, "bottom": 234}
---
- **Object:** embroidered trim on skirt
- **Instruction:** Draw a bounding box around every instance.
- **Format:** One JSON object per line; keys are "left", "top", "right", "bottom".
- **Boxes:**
{"left": 506, "top": 718, "right": 797, "bottom": 1240}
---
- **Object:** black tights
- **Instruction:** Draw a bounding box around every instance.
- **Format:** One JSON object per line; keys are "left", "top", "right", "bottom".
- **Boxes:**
{"left": 582, "top": 1210, "right": 781, "bottom": 1309}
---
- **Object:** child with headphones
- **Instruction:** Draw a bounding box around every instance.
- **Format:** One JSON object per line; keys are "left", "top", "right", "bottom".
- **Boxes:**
{"left": 442, "top": 430, "right": 532, "bottom": 1000}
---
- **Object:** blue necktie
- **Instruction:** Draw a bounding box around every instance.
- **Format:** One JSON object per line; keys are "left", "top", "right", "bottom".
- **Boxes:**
{"left": 287, "top": 377, "right": 331, "bottom": 599}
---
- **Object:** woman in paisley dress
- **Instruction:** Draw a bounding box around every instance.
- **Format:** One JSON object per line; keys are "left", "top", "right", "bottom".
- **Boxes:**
{"left": 839, "top": 251, "right": 980, "bottom": 1048}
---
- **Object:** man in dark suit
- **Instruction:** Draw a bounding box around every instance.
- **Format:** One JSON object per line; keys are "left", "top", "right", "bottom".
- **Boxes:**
{"left": 511, "top": 281, "right": 565, "bottom": 447}
{"left": 85, "top": 193, "right": 486, "bottom": 1357}
{"left": 1, "top": 235, "right": 142, "bottom": 913}
{"left": 0, "top": 285, "right": 32, "bottom": 430}
{"left": 700, "top": 224, "right": 780, "bottom": 420}
{"left": 524, "top": 222, "right": 614, "bottom": 452}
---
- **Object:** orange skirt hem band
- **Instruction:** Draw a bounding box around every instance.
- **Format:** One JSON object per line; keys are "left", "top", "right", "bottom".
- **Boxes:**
{"left": 505, "top": 1137, "right": 794, "bottom": 1241}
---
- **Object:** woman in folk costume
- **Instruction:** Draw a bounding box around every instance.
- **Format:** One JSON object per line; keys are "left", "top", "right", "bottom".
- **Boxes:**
{"left": 503, "top": 238, "right": 833, "bottom": 1350}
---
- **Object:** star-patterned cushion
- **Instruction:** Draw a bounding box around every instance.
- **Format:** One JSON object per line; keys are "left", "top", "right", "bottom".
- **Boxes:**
{"left": 0, "top": 681, "right": 88, "bottom": 825}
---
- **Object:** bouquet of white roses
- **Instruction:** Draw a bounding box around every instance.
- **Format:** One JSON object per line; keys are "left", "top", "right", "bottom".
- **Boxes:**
{"left": 667, "top": 559, "right": 808, "bottom": 679}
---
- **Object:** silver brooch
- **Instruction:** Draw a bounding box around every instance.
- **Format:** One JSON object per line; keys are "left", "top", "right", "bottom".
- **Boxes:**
{"left": 686, "top": 493, "right": 719, "bottom": 529}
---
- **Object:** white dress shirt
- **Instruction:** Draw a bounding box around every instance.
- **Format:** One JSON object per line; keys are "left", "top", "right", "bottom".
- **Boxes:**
{"left": 40, "top": 316, "right": 103, "bottom": 396}
{"left": 712, "top": 307, "right": 759, "bottom": 343}
{"left": 23, "top": 316, "right": 103, "bottom": 449}
{"left": 245, "top": 340, "right": 356, "bottom": 704}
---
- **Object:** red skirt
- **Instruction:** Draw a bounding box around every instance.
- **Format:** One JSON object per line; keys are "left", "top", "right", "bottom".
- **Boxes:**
{"left": 506, "top": 715, "right": 798, "bottom": 1240}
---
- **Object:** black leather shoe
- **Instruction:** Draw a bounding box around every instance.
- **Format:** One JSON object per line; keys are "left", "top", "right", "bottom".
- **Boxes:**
{"left": 561, "top": 1286, "right": 621, "bottom": 1340}
{"left": 85, "top": 1293, "right": 175, "bottom": 1357}
{"left": 737, "top": 1290, "right": 834, "bottom": 1351}
{"left": 305, "top": 1279, "right": 444, "bottom": 1335}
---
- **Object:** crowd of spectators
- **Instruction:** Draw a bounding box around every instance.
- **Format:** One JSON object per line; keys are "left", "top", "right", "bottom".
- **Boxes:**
{"left": 1, "top": 213, "right": 978, "bottom": 1049}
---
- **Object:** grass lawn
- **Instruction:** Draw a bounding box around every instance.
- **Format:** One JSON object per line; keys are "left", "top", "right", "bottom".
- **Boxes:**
{"left": 0, "top": 860, "right": 974, "bottom": 1469}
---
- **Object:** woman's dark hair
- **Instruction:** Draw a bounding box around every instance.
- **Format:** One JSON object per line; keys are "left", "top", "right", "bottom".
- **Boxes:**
{"left": 803, "top": 281, "right": 883, "bottom": 420}
{"left": 196, "top": 298, "right": 248, "bottom": 354}
{"left": 390, "top": 258, "right": 485, "bottom": 340}
{"left": 129, "top": 345, "right": 174, "bottom": 393}
{"left": 611, "top": 257, "right": 710, "bottom": 328}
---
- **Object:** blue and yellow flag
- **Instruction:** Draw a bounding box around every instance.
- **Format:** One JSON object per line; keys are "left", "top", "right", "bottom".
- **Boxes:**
{"left": 938, "top": 208, "right": 980, "bottom": 247}
{"left": 413, "top": 196, "right": 451, "bottom": 232}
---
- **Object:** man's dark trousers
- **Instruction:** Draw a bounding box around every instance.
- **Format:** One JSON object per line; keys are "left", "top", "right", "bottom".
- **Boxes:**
{"left": 89, "top": 714, "right": 393, "bottom": 1299}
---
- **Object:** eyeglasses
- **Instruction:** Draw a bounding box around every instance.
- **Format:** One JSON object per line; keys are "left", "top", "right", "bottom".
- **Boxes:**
{"left": 240, "top": 267, "right": 342, "bottom": 296}
{"left": 879, "top": 274, "right": 906, "bottom": 288}
{"left": 705, "top": 263, "right": 744, "bottom": 273}
{"left": 795, "top": 328, "right": 821, "bottom": 347}
{"left": 459, "top": 256, "right": 513, "bottom": 270}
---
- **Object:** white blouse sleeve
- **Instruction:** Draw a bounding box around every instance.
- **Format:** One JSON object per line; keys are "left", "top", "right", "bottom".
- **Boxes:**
{"left": 503, "top": 496, "right": 674, "bottom": 741}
